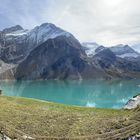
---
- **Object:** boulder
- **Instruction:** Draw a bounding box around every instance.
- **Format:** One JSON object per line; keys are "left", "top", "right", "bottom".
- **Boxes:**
{"left": 124, "top": 94, "right": 140, "bottom": 109}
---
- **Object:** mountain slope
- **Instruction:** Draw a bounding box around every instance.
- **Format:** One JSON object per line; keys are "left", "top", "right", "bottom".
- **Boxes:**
{"left": 15, "top": 35, "right": 106, "bottom": 80}
{"left": 92, "top": 47, "right": 140, "bottom": 78}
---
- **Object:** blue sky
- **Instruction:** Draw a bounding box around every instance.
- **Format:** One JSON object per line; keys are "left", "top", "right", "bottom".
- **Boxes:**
{"left": 0, "top": 0, "right": 140, "bottom": 46}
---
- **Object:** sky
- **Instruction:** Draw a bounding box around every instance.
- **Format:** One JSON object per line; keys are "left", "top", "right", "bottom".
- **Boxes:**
{"left": 0, "top": 0, "right": 140, "bottom": 46}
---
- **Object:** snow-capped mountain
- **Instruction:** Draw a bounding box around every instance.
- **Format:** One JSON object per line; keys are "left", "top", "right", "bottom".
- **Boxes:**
{"left": 27, "top": 23, "right": 71, "bottom": 46}
{"left": 82, "top": 42, "right": 100, "bottom": 57}
{"left": 2, "top": 25, "right": 24, "bottom": 34}
{"left": 1, "top": 23, "right": 140, "bottom": 80}
{"left": 2, "top": 23, "right": 71, "bottom": 39}
{"left": 82, "top": 43, "right": 140, "bottom": 59}
{"left": 109, "top": 44, "right": 140, "bottom": 59}
{"left": 0, "top": 23, "right": 73, "bottom": 63}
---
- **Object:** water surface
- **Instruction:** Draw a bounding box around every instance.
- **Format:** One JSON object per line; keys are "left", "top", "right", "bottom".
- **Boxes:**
{"left": 0, "top": 80, "right": 140, "bottom": 108}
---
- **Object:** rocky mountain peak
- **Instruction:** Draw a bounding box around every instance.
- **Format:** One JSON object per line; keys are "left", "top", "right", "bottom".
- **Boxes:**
{"left": 110, "top": 44, "right": 140, "bottom": 59}
{"left": 28, "top": 23, "right": 72, "bottom": 45}
{"left": 110, "top": 44, "right": 136, "bottom": 53}
{"left": 40, "top": 23, "right": 57, "bottom": 29}
{"left": 95, "top": 45, "right": 105, "bottom": 53}
{"left": 32, "top": 23, "right": 68, "bottom": 35}
{"left": 2, "top": 25, "right": 23, "bottom": 34}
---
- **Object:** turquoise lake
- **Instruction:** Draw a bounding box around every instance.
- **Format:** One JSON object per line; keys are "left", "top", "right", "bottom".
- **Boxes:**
{"left": 0, "top": 80, "right": 140, "bottom": 108}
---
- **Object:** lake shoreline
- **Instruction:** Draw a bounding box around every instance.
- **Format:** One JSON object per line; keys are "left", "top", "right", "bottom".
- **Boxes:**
{"left": 1, "top": 79, "right": 140, "bottom": 108}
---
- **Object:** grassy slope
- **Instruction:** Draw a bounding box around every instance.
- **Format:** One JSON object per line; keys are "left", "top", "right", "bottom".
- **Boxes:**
{"left": 0, "top": 96, "right": 140, "bottom": 139}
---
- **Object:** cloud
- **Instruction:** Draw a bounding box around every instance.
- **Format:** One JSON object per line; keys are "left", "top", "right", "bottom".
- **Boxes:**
{"left": 0, "top": 0, "right": 140, "bottom": 46}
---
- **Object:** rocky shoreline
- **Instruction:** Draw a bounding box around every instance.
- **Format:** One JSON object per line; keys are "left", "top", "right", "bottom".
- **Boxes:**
{"left": 124, "top": 94, "right": 140, "bottom": 140}
{"left": 124, "top": 94, "right": 140, "bottom": 109}
{"left": 126, "top": 133, "right": 140, "bottom": 140}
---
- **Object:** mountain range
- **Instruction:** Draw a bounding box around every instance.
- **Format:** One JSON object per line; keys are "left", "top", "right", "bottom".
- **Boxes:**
{"left": 0, "top": 23, "right": 140, "bottom": 80}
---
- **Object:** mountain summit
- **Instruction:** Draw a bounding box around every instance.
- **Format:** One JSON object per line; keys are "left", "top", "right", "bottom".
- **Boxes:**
{"left": 2, "top": 25, "right": 24, "bottom": 34}
{"left": 110, "top": 44, "right": 140, "bottom": 59}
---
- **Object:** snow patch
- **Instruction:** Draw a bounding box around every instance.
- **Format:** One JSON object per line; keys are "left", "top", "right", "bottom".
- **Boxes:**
{"left": 27, "top": 23, "right": 71, "bottom": 45}
{"left": 5, "top": 29, "right": 29, "bottom": 36}
{"left": 117, "top": 53, "right": 139, "bottom": 58}
{"left": 82, "top": 42, "right": 100, "bottom": 57}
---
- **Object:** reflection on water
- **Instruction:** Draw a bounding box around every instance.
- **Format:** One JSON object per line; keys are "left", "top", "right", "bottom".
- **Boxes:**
{"left": 0, "top": 79, "right": 140, "bottom": 108}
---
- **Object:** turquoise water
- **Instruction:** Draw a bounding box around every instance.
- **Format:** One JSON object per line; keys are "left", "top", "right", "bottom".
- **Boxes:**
{"left": 0, "top": 80, "right": 140, "bottom": 108}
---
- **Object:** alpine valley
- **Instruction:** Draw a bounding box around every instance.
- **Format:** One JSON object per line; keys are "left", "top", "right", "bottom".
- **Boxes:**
{"left": 0, "top": 23, "right": 140, "bottom": 80}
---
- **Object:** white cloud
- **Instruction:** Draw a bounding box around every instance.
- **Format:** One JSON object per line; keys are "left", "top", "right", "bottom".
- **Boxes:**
{"left": 0, "top": 0, "right": 140, "bottom": 46}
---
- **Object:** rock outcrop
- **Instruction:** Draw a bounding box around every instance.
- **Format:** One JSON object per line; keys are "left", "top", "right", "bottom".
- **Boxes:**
{"left": 124, "top": 94, "right": 140, "bottom": 109}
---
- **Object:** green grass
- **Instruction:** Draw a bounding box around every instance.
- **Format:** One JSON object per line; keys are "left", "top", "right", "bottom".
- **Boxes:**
{"left": 0, "top": 96, "right": 140, "bottom": 139}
